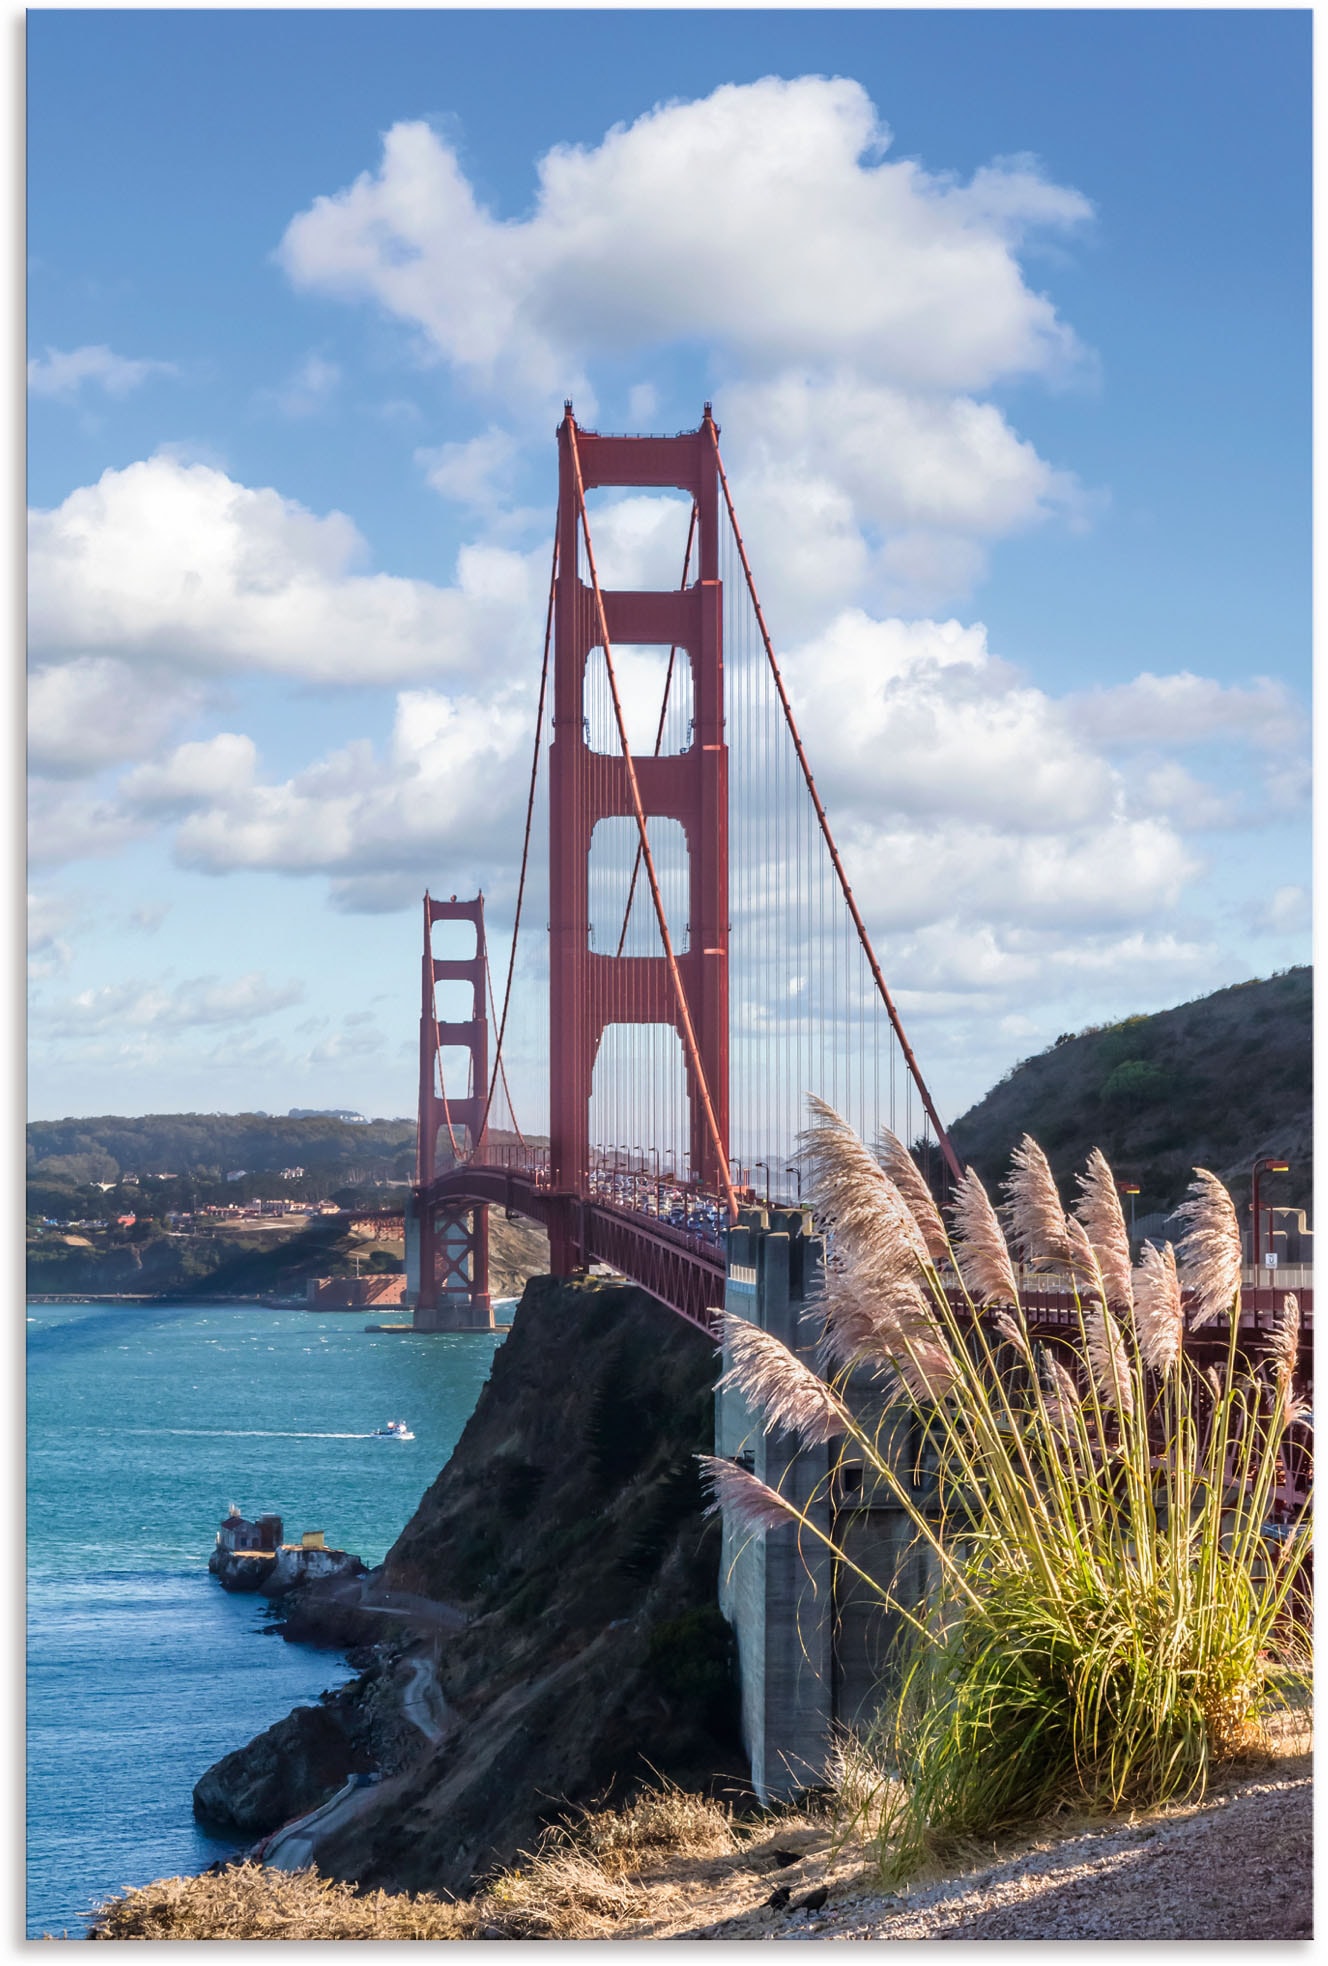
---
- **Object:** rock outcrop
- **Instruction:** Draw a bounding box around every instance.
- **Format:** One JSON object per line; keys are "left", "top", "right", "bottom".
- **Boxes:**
{"left": 192, "top": 1695, "right": 372, "bottom": 1834}
{"left": 209, "top": 1545, "right": 367, "bottom": 1597}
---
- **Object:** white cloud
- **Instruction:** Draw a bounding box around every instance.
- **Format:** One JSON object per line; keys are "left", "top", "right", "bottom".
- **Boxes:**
{"left": 278, "top": 79, "right": 1091, "bottom": 399}
{"left": 781, "top": 612, "right": 1115, "bottom": 833}
{"left": 129, "top": 688, "right": 533, "bottom": 886}
{"left": 122, "top": 733, "right": 259, "bottom": 813}
{"left": 128, "top": 903, "right": 170, "bottom": 934}
{"left": 1131, "top": 760, "right": 1241, "bottom": 830}
{"left": 27, "top": 779, "right": 148, "bottom": 866}
{"left": 28, "top": 657, "right": 205, "bottom": 776}
{"left": 36, "top": 970, "right": 305, "bottom": 1036}
{"left": 28, "top": 453, "right": 544, "bottom": 687}
{"left": 1068, "top": 671, "right": 1302, "bottom": 751}
{"left": 723, "top": 372, "right": 1087, "bottom": 617}
{"left": 1248, "top": 884, "right": 1311, "bottom": 935}
{"left": 844, "top": 812, "right": 1198, "bottom": 936}
{"left": 28, "top": 344, "right": 177, "bottom": 399}
{"left": 417, "top": 426, "right": 520, "bottom": 511}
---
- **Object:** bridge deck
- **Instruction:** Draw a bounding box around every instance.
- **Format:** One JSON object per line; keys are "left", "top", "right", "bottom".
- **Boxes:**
{"left": 416, "top": 1164, "right": 1312, "bottom": 1349}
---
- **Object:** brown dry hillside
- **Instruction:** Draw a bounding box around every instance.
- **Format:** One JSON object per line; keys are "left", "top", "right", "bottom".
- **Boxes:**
{"left": 947, "top": 967, "right": 1311, "bottom": 1220}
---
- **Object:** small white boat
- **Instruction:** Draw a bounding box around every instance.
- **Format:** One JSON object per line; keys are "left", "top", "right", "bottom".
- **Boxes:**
{"left": 373, "top": 1419, "right": 414, "bottom": 1440}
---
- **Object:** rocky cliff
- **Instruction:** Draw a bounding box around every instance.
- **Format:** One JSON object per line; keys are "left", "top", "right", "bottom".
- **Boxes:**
{"left": 193, "top": 1274, "right": 746, "bottom": 1896}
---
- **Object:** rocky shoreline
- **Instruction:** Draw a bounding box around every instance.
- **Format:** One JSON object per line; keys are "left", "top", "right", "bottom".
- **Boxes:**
{"left": 190, "top": 1274, "right": 749, "bottom": 1898}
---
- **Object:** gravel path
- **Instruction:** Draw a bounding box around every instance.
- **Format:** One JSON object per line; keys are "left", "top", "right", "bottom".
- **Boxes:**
{"left": 691, "top": 1769, "right": 1311, "bottom": 1942}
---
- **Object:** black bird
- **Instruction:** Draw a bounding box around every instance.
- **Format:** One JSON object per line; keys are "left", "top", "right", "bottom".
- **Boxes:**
{"left": 794, "top": 1887, "right": 829, "bottom": 1913}
{"left": 771, "top": 1849, "right": 801, "bottom": 1868}
{"left": 764, "top": 1885, "right": 791, "bottom": 1911}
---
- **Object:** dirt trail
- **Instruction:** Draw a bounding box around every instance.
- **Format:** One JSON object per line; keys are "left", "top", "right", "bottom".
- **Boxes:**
{"left": 261, "top": 1649, "right": 448, "bottom": 1873}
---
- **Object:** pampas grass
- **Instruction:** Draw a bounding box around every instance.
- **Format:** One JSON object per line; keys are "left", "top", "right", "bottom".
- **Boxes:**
{"left": 1133, "top": 1240, "right": 1184, "bottom": 1375}
{"left": 1174, "top": 1167, "right": 1243, "bottom": 1325}
{"left": 707, "top": 1102, "right": 1312, "bottom": 1889}
{"left": 717, "top": 1311, "right": 848, "bottom": 1446}
{"left": 1075, "top": 1148, "right": 1134, "bottom": 1312}
{"left": 949, "top": 1166, "right": 1019, "bottom": 1307}
{"left": 876, "top": 1126, "right": 951, "bottom": 1265}
{"left": 697, "top": 1454, "right": 805, "bottom": 1532}
{"left": 1003, "top": 1134, "right": 1075, "bottom": 1269}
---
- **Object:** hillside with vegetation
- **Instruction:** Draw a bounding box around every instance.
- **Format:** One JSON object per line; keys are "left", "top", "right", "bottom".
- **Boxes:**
{"left": 26, "top": 1111, "right": 418, "bottom": 1196}
{"left": 25, "top": 1110, "right": 544, "bottom": 1302}
{"left": 947, "top": 967, "right": 1311, "bottom": 1220}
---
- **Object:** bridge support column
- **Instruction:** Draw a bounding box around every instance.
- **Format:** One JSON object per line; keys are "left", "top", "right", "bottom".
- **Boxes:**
{"left": 716, "top": 1213, "right": 947, "bottom": 1791}
{"left": 716, "top": 1206, "right": 833, "bottom": 1804}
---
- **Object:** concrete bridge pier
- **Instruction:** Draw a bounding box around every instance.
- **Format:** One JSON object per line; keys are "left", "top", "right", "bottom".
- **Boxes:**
{"left": 716, "top": 1205, "right": 834, "bottom": 1804}
{"left": 715, "top": 1206, "right": 944, "bottom": 1804}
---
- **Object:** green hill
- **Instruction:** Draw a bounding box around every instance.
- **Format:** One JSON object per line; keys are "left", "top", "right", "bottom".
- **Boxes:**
{"left": 946, "top": 967, "right": 1311, "bottom": 1222}
{"left": 25, "top": 1111, "right": 417, "bottom": 1191}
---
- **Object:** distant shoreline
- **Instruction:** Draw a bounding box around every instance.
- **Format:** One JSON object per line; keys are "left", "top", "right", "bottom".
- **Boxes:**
{"left": 27, "top": 1293, "right": 306, "bottom": 1307}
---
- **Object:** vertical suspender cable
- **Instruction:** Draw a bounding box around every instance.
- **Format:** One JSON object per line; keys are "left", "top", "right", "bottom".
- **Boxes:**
{"left": 476, "top": 528, "right": 557, "bottom": 1152}
{"left": 707, "top": 423, "right": 961, "bottom": 1187}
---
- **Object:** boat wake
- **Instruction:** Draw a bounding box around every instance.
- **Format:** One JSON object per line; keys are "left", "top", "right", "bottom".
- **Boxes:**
{"left": 141, "top": 1428, "right": 383, "bottom": 1440}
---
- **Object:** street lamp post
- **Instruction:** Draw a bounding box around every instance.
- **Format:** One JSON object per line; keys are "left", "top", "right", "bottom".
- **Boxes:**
{"left": 754, "top": 1160, "right": 770, "bottom": 1204}
{"left": 1251, "top": 1157, "right": 1291, "bottom": 1268}
{"left": 784, "top": 1165, "right": 803, "bottom": 1202}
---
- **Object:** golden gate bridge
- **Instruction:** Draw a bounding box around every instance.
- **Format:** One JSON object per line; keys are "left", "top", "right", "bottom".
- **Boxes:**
{"left": 405, "top": 405, "right": 1310, "bottom": 1357}
{"left": 408, "top": 404, "right": 959, "bottom": 1333}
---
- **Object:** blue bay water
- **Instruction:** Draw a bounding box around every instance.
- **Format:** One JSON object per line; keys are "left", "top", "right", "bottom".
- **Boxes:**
{"left": 26, "top": 1300, "right": 505, "bottom": 1938}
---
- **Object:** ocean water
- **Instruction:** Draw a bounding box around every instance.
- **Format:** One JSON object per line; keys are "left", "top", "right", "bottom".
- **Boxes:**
{"left": 26, "top": 1300, "right": 506, "bottom": 1938}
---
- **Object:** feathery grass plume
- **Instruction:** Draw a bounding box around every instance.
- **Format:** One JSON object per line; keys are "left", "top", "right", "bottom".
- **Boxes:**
{"left": 716, "top": 1311, "right": 848, "bottom": 1446}
{"left": 1003, "top": 1135, "right": 1075, "bottom": 1269}
{"left": 949, "top": 1166, "right": 1019, "bottom": 1307}
{"left": 991, "top": 1308, "right": 1032, "bottom": 1360}
{"left": 1074, "top": 1148, "right": 1134, "bottom": 1312}
{"left": 801, "top": 1094, "right": 929, "bottom": 1269}
{"left": 875, "top": 1125, "right": 951, "bottom": 1265}
{"left": 1066, "top": 1214, "right": 1105, "bottom": 1296}
{"left": 1084, "top": 1300, "right": 1134, "bottom": 1416}
{"left": 697, "top": 1453, "right": 802, "bottom": 1532}
{"left": 1132, "top": 1240, "right": 1184, "bottom": 1375}
{"left": 1040, "top": 1352, "right": 1083, "bottom": 1431}
{"left": 1174, "top": 1167, "right": 1243, "bottom": 1326}
{"left": 879, "top": 1330, "right": 962, "bottom": 1405}
{"left": 816, "top": 1268, "right": 933, "bottom": 1374}
{"left": 1265, "top": 1293, "right": 1308, "bottom": 1426}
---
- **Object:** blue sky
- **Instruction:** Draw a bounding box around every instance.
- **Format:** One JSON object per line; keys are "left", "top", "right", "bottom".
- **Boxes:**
{"left": 27, "top": 8, "right": 1311, "bottom": 1127}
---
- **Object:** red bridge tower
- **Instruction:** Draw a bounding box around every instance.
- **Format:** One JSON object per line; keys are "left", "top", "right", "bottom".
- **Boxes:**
{"left": 548, "top": 407, "right": 729, "bottom": 1272}
{"left": 413, "top": 891, "right": 493, "bottom": 1329}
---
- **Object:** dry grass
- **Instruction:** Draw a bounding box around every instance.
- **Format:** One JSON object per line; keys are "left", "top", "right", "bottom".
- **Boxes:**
{"left": 477, "top": 1779, "right": 741, "bottom": 1937}
{"left": 77, "top": 1729, "right": 1312, "bottom": 1942}
{"left": 572, "top": 1780, "right": 739, "bottom": 1874}
{"left": 85, "top": 1862, "right": 477, "bottom": 1940}
{"left": 79, "top": 1782, "right": 744, "bottom": 1943}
